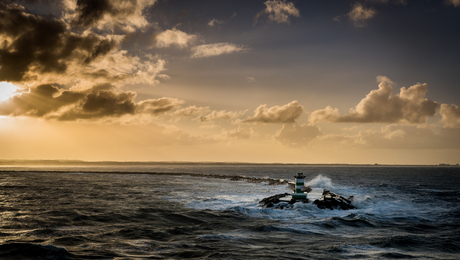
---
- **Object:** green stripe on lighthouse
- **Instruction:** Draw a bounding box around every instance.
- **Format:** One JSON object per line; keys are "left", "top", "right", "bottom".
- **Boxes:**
{"left": 292, "top": 172, "right": 307, "bottom": 200}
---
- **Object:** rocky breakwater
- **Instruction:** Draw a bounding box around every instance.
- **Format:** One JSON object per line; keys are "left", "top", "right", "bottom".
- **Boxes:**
{"left": 259, "top": 189, "right": 356, "bottom": 210}
{"left": 313, "top": 189, "right": 355, "bottom": 210}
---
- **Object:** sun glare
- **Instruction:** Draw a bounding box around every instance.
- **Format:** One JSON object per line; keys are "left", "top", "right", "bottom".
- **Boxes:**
{"left": 0, "top": 82, "right": 17, "bottom": 101}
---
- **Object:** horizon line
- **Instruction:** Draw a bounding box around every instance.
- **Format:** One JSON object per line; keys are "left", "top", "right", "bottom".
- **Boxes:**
{"left": 0, "top": 159, "right": 458, "bottom": 167}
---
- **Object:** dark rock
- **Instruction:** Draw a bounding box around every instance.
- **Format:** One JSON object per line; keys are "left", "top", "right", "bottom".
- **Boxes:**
{"left": 259, "top": 193, "right": 290, "bottom": 207}
{"left": 259, "top": 193, "right": 308, "bottom": 209}
{"left": 259, "top": 193, "right": 291, "bottom": 208}
{"left": 259, "top": 190, "right": 356, "bottom": 210}
{"left": 313, "top": 190, "right": 356, "bottom": 210}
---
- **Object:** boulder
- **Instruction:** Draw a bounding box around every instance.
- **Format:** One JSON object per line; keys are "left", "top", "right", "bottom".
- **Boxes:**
{"left": 259, "top": 193, "right": 290, "bottom": 208}
{"left": 312, "top": 190, "right": 355, "bottom": 210}
{"left": 259, "top": 189, "right": 356, "bottom": 210}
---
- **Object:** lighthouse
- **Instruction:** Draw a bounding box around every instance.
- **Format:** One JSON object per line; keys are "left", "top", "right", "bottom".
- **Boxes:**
{"left": 292, "top": 172, "right": 307, "bottom": 200}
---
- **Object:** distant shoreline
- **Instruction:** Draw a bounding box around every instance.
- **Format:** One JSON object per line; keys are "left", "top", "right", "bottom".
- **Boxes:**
{"left": 0, "top": 159, "right": 458, "bottom": 167}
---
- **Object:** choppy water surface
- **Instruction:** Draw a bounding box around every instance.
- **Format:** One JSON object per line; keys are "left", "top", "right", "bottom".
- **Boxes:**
{"left": 1, "top": 165, "right": 459, "bottom": 259}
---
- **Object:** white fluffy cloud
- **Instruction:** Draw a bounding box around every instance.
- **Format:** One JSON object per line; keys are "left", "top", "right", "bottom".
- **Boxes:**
{"left": 440, "top": 104, "right": 460, "bottom": 128}
{"left": 310, "top": 79, "right": 439, "bottom": 124}
{"left": 244, "top": 101, "right": 304, "bottom": 123}
{"left": 254, "top": 0, "right": 300, "bottom": 24}
{"left": 274, "top": 123, "right": 322, "bottom": 147}
{"left": 155, "top": 29, "right": 197, "bottom": 48}
{"left": 191, "top": 43, "right": 248, "bottom": 58}
{"left": 348, "top": 3, "right": 376, "bottom": 27}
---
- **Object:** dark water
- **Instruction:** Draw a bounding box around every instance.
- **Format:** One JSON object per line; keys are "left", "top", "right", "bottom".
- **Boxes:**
{"left": 1, "top": 165, "right": 459, "bottom": 259}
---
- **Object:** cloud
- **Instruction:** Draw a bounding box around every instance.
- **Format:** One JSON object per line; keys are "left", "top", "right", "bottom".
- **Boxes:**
{"left": 80, "top": 52, "right": 167, "bottom": 86}
{"left": 200, "top": 110, "right": 246, "bottom": 122}
{"left": 0, "top": 84, "right": 182, "bottom": 120}
{"left": 349, "top": 125, "right": 460, "bottom": 149}
{"left": 0, "top": 84, "right": 84, "bottom": 117}
{"left": 310, "top": 80, "right": 439, "bottom": 124}
{"left": 136, "top": 97, "right": 184, "bottom": 115}
{"left": 376, "top": 75, "right": 394, "bottom": 85}
{"left": 160, "top": 125, "right": 218, "bottom": 146}
{"left": 254, "top": 0, "right": 300, "bottom": 25}
{"left": 172, "top": 106, "right": 246, "bottom": 122}
{"left": 191, "top": 43, "right": 248, "bottom": 58}
{"left": 0, "top": 3, "right": 166, "bottom": 86}
{"left": 274, "top": 123, "right": 322, "bottom": 147}
{"left": 0, "top": 3, "right": 97, "bottom": 81}
{"left": 311, "top": 124, "right": 460, "bottom": 150}
{"left": 68, "top": 0, "right": 156, "bottom": 32}
{"left": 172, "top": 105, "right": 209, "bottom": 118}
{"left": 309, "top": 106, "right": 341, "bottom": 123}
{"left": 155, "top": 28, "right": 197, "bottom": 48}
{"left": 446, "top": 0, "right": 460, "bottom": 7}
{"left": 440, "top": 104, "right": 460, "bottom": 128}
{"left": 246, "top": 77, "right": 256, "bottom": 83}
{"left": 244, "top": 100, "right": 304, "bottom": 123}
{"left": 222, "top": 126, "right": 254, "bottom": 140}
{"left": 347, "top": 3, "right": 376, "bottom": 27}
{"left": 208, "top": 18, "right": 224, "bottom": 27}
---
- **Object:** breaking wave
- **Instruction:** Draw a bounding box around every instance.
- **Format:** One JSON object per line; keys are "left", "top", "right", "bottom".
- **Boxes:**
{"left": 304, "top": 174, "right": 334, "bottom": 189}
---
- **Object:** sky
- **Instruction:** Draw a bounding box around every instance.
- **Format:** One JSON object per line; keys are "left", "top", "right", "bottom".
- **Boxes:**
{"left": 0, "top": 0, "right": 459, "bottom": 164}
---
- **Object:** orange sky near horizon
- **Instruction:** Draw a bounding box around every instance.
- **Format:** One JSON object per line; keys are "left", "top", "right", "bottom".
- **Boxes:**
{"left": 0, "top": 0, "right": 459, "bottom": 164}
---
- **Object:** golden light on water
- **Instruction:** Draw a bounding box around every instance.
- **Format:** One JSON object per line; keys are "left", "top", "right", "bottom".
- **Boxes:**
{"left": 0, "top": 82, "right": 17, "bottom": 101}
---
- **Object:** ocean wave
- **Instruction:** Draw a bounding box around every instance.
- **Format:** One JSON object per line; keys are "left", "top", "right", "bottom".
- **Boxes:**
{"left": 304, "top": 174, "right": 334, "bottom": 189}
{"left": 2, "top": 168, "right": 459, "bottom": 259}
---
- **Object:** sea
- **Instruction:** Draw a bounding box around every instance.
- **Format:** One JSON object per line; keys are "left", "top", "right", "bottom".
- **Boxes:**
{"left": 0, "top": 164, "right": 459, "bottom": 259}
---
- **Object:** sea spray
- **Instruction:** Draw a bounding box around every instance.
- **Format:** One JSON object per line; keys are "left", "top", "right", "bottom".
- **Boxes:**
{"left": 305, "top": 174, "right": 334, "bottom": 189}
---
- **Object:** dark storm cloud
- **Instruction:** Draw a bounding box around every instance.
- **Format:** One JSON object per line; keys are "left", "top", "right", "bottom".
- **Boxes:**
{"left": 83, "top": 39, "right": 117, "bottom": 64}
{"left": 56, "top": 84, "right": 137, "bottom": 120}
{"left": 0, "top": 84, "right": 84, "bottom": 117}
{"left": 71, "top": 0, "right": 156, "bottom": 30}
{"left": 136, "top": 97, "right": 184, "bottom": 115}
{"left": 0, "top": 84, "right": 182, "bottom": 120}
{"left": 0, "top": 0, "right": 58, "bottom": 4}
{"left": 0, "top": 3, "right": 118, "bottom": 82}
{"left": 73, "top": 0, "right": 113, "bottom": 28}
{"left": 0, "top": 2, "right": 65, "bottom": 80}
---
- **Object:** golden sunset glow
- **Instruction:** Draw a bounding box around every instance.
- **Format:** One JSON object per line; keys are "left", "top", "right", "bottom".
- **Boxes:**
{"left": 0, "top": 1, "right": 459, "bottom": 164}
{"left": 0, "top": 82, "right": 17, "bottom": 101}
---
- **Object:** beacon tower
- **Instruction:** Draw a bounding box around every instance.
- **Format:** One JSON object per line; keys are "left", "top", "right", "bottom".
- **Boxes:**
{"left": 292, "top": 172, "right": 307, "bottom": 200}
